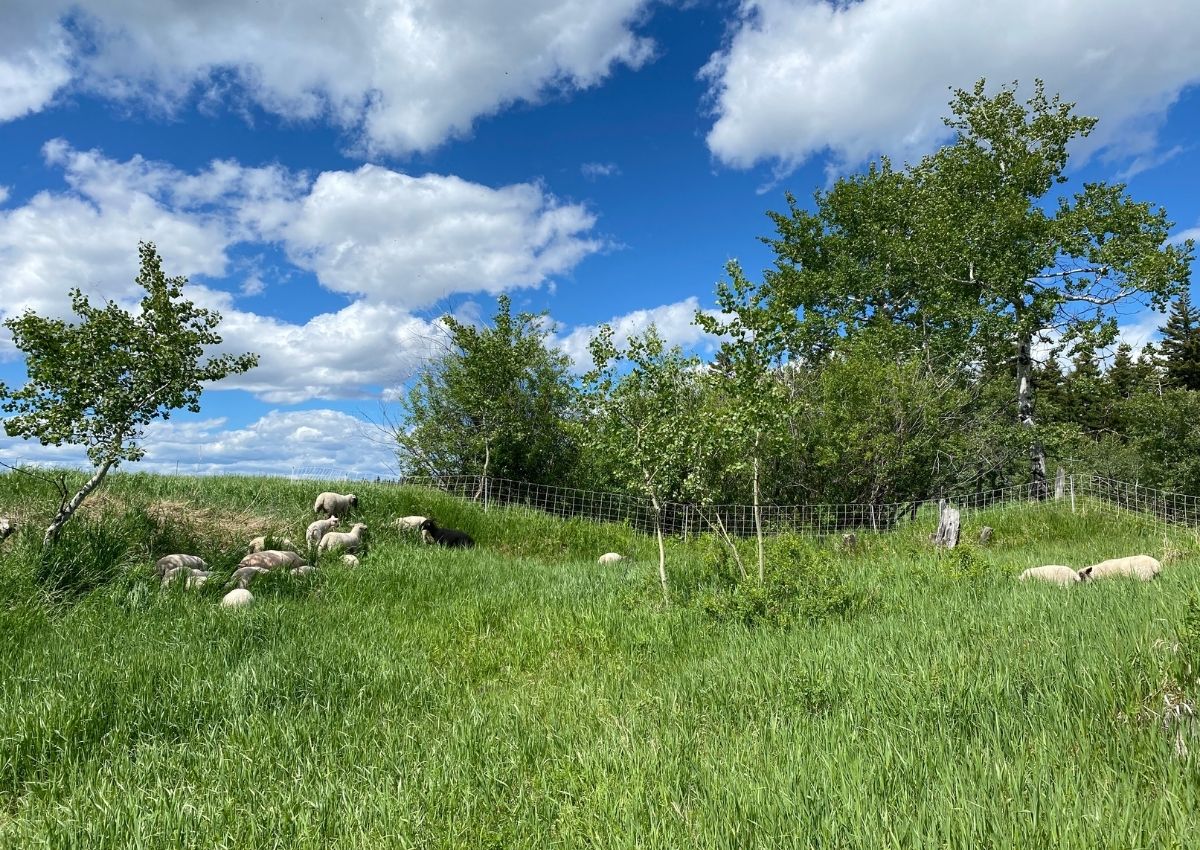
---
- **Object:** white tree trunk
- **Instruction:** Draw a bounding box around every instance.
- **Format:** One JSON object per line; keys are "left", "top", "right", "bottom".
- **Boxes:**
{"left": 649, "top": 492, "right": 669, "bottom": 604}
{"left": 752, "top": 439, "right": 765, "bottom": 583}
{"left": 1016, "top": 332, "right": 1048, "bottom": 499}
{"left": 44, "top": 458, "right": 116, "bottom": 546}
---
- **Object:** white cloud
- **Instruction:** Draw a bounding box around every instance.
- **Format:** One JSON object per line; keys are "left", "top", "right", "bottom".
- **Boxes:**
{"left": 1173, "top": 226, "right": 1200, "bottom": 245}
{"left": 704, "top": 0, "right": 1200, "bottom": 173}
{"left": 1, "top": 1, "right": 655, "bottom": 154}
{"left": 0, "top": 185, "right": 10, "bottom": 205}
{"left": 0, "top": 142, "right": 602, "bottom": 400}
{"left": 581, "top": 161, "right": 621, "bottom": 179}
{"left": 557, "top": 296, "right": 722, "bottom": 370}
{"left": 0, "top": 409, "right": 398, "bottom": 478}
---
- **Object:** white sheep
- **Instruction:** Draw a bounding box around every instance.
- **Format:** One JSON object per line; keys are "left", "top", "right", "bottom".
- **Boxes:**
{"left": 341, "top": 554, "right": 360, "bottom": 568}
{"left": 155, "top": 554, "right": 207, "bottom": 578}
{"left": 247, "top": 535, "right": 298, "bottom": 554}
{"left": 290, "top": 565, "right": 318, "bottom": 578}
{"left": 226, "top": 565, "right": 271, "bottom": 590}
{"left": 161, "top": 566, "right": 212, "bottom": 590}
{"left": 393, "top": 515, "right": 427, "bottom": 532}
{"left": 221, "top": 588, "right": 254, "bottom": 608}
{"left": 306, "top": 517, "right": 340, "bottom": 548}
{"left": 1018, "top": 564, "right": 1092, "bottom": 587}
{"left": 313, "top": 492, "right": 359, "bottom": 518}
{"left": 597, "top": 552, "right": 625, "bottom": 565}
{"left": 319, "top": 523, "right": 368, "bottom": 555}
{"left": 1086, "top": 555, "right": 1162, "bottom": 581}
{"left": 0, "top": 516, "right": 14, "bottom": 541}
{"left": 238, "top": 550, "right": 305, "bottom": 571}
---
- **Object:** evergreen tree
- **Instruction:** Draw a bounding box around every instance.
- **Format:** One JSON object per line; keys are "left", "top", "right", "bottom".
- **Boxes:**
{"left": 1159, "top": 290, "right": 1200, "bottom": 390}
{"left": 1107, "top": 343, "right": 1138, "bottom": 400}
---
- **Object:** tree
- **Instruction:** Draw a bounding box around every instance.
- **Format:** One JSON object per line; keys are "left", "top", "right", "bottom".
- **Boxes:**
{"left": 391, "top": 295, "right": 578, "bottom": 486}
{"left": 0, "top": 243, "right": 258, "bottom": 545}
{"left": 581, "top": 325, "right": 706, "bottom": 603}
{"left": 747, "top": 79, "right": 1193, "bottom": 498}
{"left": 1159, "top": 290, "right": 1200, "bottom": 390}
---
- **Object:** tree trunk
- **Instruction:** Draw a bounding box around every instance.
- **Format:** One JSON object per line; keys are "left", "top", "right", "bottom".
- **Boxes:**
{"left": 43, "top": 458, "right": 116, "bottom": 546}
{"left": 1016, "top": 332, "right": 1048, "bottom": 499}
{"left": 649, "top": 491, "right": 669, "bottom": 605}
{"left": 752, "top": 435, "right": 765, "bottom": 583}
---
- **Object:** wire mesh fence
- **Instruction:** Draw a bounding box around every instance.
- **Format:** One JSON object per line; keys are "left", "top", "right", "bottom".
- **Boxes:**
{"left": 288, "top": 465, "right": 1200, "bottom": 539}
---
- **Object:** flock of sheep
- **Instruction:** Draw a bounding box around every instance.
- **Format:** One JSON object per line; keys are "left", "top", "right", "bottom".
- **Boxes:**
{"left": 1018, "top": 554, "right": 1163, "bottom": 587}
{"left": 149, "top": 491, "right": 492, "bottom": 609}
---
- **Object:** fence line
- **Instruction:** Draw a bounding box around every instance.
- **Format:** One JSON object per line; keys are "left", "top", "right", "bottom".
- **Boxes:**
{"left": 288, "top": 466, "right": 1200, "bottom": 539}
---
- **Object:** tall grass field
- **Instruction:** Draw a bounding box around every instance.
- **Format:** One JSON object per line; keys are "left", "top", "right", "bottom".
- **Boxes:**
{"left": 1, "top": 470, "right": 1198, "bottom": 848}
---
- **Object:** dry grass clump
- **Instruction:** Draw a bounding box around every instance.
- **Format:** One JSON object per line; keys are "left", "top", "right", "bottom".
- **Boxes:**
{"left": 144, "top": 499, "right": 284, "bottom": 550}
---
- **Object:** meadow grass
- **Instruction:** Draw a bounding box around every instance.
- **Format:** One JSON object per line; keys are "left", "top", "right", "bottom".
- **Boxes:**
{"left": 0, "top": 471, "right": 1198, "bottom": 848}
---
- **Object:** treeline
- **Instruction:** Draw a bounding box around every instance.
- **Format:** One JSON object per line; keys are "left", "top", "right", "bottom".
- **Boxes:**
{"left": 388, "top": 79, "right": 1198, "bottom": 526}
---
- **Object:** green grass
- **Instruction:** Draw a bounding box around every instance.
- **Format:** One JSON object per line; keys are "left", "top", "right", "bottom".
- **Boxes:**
{"left": 1, "top": 471, "right": 1198, "bottom": 848}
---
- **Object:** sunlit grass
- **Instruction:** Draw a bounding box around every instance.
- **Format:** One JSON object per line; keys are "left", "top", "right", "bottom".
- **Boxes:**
{"left": 1, "top": 471, "right": 1198, "bottom": 848}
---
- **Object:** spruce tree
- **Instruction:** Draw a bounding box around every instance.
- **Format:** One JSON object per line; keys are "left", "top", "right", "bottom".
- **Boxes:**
{"left": 1159, "top": 290, "right": 1200, "bottom": 390}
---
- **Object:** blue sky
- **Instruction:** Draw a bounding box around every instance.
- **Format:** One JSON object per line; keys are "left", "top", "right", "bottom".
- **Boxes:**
{"left": 0, "top": 0, "right": 1197, "bottom": 477}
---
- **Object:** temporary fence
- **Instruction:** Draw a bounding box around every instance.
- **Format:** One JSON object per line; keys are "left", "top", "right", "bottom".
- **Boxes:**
{"left": 288, "top": 466, "right": 1200, "bottom": 539}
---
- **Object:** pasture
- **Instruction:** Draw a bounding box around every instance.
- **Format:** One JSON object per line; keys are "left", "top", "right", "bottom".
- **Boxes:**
{"left": 1, "top": 471, "right": 1198, "bottom": 848}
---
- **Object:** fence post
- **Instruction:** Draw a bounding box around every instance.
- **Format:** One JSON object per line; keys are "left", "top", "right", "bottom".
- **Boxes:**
{"left": 483, "top": 476, "right": 490, "bottom": 513}
{"left": 1069, "top": 474, "right": 1076, "bottom": 514}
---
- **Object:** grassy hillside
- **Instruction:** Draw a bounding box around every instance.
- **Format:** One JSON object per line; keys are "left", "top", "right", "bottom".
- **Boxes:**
{"left": 1, "top": 471, "right": 1198, "bottom": 848}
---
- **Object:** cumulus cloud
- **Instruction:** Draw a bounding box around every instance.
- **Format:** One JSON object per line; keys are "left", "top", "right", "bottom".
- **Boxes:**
{"left": 1172, "top": 226, "right": 1200, "bottom": 246}
{"left": 0, "top": 142, "right": 602, "bottom": 399}
{"left": 704, "top": 0, "right": 1200, "bottom": 173}
{"left": 1, "top": 1, "right": 655, "bottom": 154}
{"left": 557, "top": 296, "right": 723, "bottom": 370}
{"left": 0, "top": 409, "right": 398, "bottom": 478}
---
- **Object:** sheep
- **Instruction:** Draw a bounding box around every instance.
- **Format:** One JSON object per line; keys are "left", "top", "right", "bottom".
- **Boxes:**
{"left": 290, "top": 565, "right": 318, "bottom": 578}
{"left": 1086, "top": 555, "right": 1162, "bottom": 582}
{"left": 161, "top": 566, "right": 212, "bottom": 590}
{"left": 319, "top": 523, "right": 368, "bottom": 555}
{"left": 225, "top": 565, "right": 270, "bottom": 590}
{"left": 341, "top": 554, "right": 360, "bottom": 568}
{"left": 418, "top": 519, "right": 474, "bottom": 549}
{"left": 155, "top": 554, "right": 207, "bottom": 578}
{"left": 221, "top": 588, "right": 254, "bottom": 608}
{"left": 597, "top": 552, "right": 624, "bottom": 565}
{"left": 1018, "top": 565, "right": 1093, "bottom": 587}
{"left": 313, "top": 492, "right": 358, "bottom": 518}
{"left": 392, "top": 515, "right": 427, "bottom": 533}
{"left": 247, "top": 535, "right": 298, "bottom": 554}
{"left": 0, "top": 516, "right": 14, "bottom": 541}
{"left": 306, "top": 516, "right": 340, "bottom": 548}
{"left": 238, "top": 550, "right": 305, "bottom": 571}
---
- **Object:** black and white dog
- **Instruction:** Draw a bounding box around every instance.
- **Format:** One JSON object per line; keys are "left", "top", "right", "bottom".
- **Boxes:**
{"left": 418, "top": 518, "right": 475, "bottom": 548}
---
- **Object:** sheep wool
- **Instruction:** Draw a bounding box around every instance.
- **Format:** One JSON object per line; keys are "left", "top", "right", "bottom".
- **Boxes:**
{"left": 239, "top": 550, "right": 305, "bottom": 571}
{"left": 247, "top": 535, "right": 298, "bottom": 554}
{"left": 1018, "top": 565, "right": 1085, "bottom": 587}
{"left": 220, "top": 589, "right": 254, "bottom": 609}
{"left": 597, "top": 552, "right": 624, "bottom": 565}
{"left": 341, "top": 554, "right": 360, "bottom": 568}
{"left": 155, "top": 553, "right": 207, "bottom": 578}
{"left": 0, "top": 517, "right": 14, "bottom": 541}
{"left": 306, "top": 517, "right": 340, "bottom": 548}
{"left": 319, "top": 523, "right": 368, "bottom": 555}
{"left": 393, "top": 515, "right": 427, "bottom": 532}
{"left": 313, "top": 492, "right": 359, "bottom": 519}
{"left": 1086, "top": 555, "right": 1162, "bottom": 581}
{"left": 226, "top": 565, "right": 271, "bottom": 590}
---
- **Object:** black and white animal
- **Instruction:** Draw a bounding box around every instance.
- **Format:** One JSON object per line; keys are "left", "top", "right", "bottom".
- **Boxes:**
{"left": 419, "top": 519, "right": 475, "bottom": 549}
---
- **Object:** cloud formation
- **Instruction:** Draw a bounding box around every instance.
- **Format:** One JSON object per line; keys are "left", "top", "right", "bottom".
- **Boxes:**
{"left": 1, "top": 0, "right": 655, "bottom": 154}
{"left": 557, "top": 296, "right": 723, "bottom": 371}
{"left": 704, "top": 0, "right": 1200, "bottom": 173}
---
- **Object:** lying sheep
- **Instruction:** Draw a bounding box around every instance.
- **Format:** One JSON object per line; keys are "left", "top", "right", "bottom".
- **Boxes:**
{"left": 341, "top": 554, "right": 360, "bottom": 568}
{"left": 1019, "top": 565, "right": 1093, "bottom": 587}
{"left": 0, "top": 516, "right": 14, "bottom": 541}
{"left": 161, "top": 566, "right": 212, "bottom": 590}
{"left": 314, "top": 492, "right": 358, "bottom": 518}
{"left": 221, "top": 589, "right": 254, "bottom": 609}
{"left": 238, "top": 550, "right": 305, "bottom": 571}
{"left": 306, "top": 516, "right": 340, "bottom": 548}
{"left": 247, "top": 535, "right": 298, "bottom": 554}
{"left": 155, "top": 554, "right": 207, "bottom": 578}
{"left": 419, "top": 519, "right": 474, "bottom": 549}
{"left": 290, "top": 565, "right": 318, "bottom": 578}
{"left": 319, "top": 523, "right": 368, "bottom": 555}
{"left": 225, "top": 565, "right": 271, "bottom": 590}
{"left": 1086, "top": 555, "right": 1162, "bottom": 581}
{"left": 597, "top": 552, "right": 624, "bottom": 565}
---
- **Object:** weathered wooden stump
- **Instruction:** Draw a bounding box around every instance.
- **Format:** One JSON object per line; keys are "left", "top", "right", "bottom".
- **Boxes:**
{"left": 933, "top": 500, "right": 961, "bottom": 549}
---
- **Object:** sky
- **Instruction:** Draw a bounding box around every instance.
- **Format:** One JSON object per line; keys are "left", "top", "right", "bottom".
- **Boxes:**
{"left": 0, "top": 0, "right": 1197, "bottom": 478}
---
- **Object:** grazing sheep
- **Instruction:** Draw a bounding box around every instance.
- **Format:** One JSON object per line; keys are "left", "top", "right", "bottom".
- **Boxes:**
{"left": 313, "top": 492, "right": 359, "bottom": 518}
{"left": 220, "top": 588, "right": 254, "bottom": 609}
{"left": 155, "top": 554, "right": 207, "bottom": 578}
{"left": 393, "top": 515, "right": 427, "bottom": 533}
{"left": 0, "top": 517, "right": 14, "bottom": 541}
{"left": 247, "top": 535, "right": 298, "bottom": 554}
{"left": 419, "top": 519, "right": 474, "bottom": 549}
{"left": 597, "top": 552, "right": 624, "bottom": 565}
{"left": 290, "top": 565, "right": 318, "bottom": 578}
{"left": 1086, "top": 555, "right": 1162, "bottom": 582}
{"left": 225, "top": 565, "right": 270, "bottom": 590}
{"left": 306, "top": 517, "right": 340, "bottom": 548}
{"left": 161, "top": 566, "right": 212, "bottom": 590}
{"left": 1019, "top": 565, "right": 1093, "bottom": 587}
{"left": 238, "top": 550, "right": 305, "bottom": 571}
{"left": 319, "top": 523, "right": 368, "bottom": 555}
{"left": 341, "top": 554, "right": 360, "bottom": 568}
